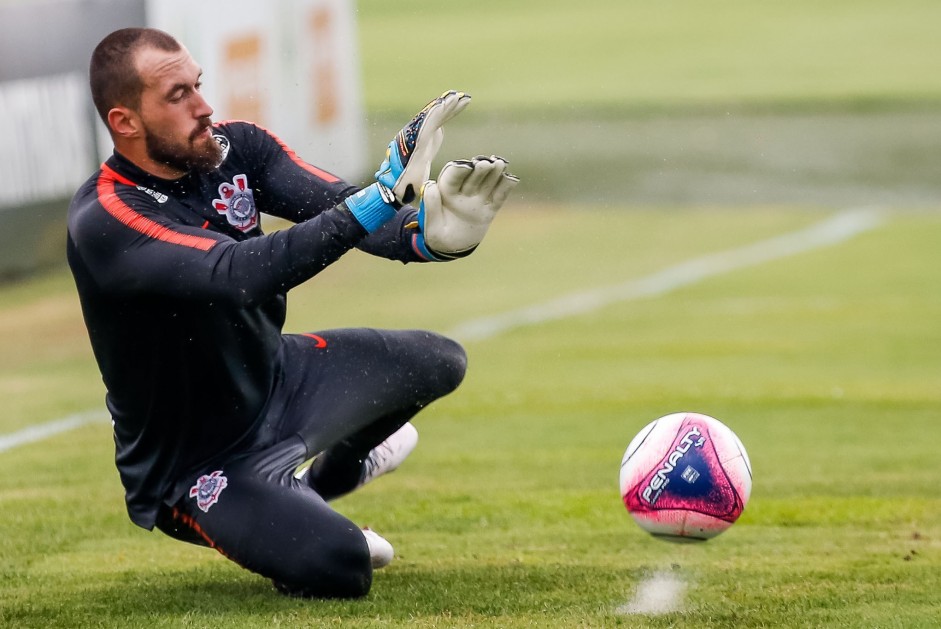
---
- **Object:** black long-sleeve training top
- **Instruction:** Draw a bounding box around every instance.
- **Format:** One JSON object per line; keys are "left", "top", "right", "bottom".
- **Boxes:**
{"left": 66, "top": 120, "right": 429, "bottom": 529}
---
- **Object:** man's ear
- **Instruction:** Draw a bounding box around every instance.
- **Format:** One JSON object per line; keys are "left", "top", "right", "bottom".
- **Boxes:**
{"left": 107, "top": 106, "right": 141, "bottom": 139}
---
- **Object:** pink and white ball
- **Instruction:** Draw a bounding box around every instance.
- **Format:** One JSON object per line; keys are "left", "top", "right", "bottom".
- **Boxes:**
{"left": 619, "top": 412, "right": 752, "bottom": 542}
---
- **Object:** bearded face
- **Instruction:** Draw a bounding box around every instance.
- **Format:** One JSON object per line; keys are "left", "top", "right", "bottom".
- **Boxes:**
{"left": 143, "top": 116, "right": 224, "bottom": 175}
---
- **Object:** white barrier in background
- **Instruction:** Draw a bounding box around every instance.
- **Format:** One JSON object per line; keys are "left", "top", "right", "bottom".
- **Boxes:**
{"left": 0, "top": 0, "right": 365, "bottom": 275}
{"left": 0, "top": 73, "right": 96, "bottom": 208}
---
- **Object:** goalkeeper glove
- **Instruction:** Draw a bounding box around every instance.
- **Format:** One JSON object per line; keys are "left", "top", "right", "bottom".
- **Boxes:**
{"left": 411, "top": 155, "right": 519, "bottom": 260}
{"left": 375, "top": 90, "right": 471, "bottom": 205}
{"left": 346, "top": 91, "right": 470, "bottom": 233}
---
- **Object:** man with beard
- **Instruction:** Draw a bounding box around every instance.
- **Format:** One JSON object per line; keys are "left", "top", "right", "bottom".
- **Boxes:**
{"left": 66, "top": 27, "right": 517, "bottom": 598}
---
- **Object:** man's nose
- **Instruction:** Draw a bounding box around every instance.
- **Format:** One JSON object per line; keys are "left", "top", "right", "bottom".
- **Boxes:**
{"left": 193, "top": 91, "right": 214, "bottom": 119}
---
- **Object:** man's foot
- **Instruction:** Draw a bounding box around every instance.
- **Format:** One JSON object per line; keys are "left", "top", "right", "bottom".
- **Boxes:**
{"left": 359, "top": 422, "right": 419, "bottom": 488}
{"left": 294, "top": 422, "right": 419, "bottom": 496}
{"left": 362, "top": 527, "right": 394, "bottom": 568}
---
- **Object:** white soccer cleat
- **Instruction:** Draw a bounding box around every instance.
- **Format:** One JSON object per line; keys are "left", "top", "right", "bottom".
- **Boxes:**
{"left": 362, "top": 527, "right": 394, "bottom": 569}
{"left": 359, "top": 422, "right": 419, "bottom": 488}
{"left": 293, "top": 422, "right": 419, "bottom": 484}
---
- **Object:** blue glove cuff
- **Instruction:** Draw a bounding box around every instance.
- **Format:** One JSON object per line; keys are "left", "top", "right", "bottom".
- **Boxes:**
{"left": 344, "top": 183, "right": 397, "bottom": 233}
{"left": 411, "top": 231, "right": 445, "bottom": 262}
{"left": 411, "top": 200, "right": 441, "bottom": 261}
{"left": 375, "top": 140, "right": 405, "bottom": 190}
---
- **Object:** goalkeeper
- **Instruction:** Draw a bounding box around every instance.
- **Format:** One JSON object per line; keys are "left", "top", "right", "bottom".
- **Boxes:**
{"left": 67, "top": 28, "right": 518, "bottom": 599}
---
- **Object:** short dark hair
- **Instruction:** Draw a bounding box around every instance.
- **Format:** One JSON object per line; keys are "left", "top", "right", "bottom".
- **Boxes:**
{"left": 89, "top": 28, "right": 182, "bottom": 125}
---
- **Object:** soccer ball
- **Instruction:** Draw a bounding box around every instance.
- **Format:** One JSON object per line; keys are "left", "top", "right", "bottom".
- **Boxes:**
{"left": 619, "top": 412, "right": 752, "bottom": 543}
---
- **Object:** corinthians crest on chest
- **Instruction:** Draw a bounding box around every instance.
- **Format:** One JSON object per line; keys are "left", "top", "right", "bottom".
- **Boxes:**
{"left": 212, "top": 173, "right": 258, "bottom": 232}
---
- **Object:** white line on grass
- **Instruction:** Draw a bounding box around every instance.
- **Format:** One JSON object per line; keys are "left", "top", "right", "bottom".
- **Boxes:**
{"left": 0, "top": 207, "right": 885, "bottom": 453}
{"left": 0, "top": 409, "right": 106, "bottom": 454}
{"left": 446, "top": 207, "right": 885, "bottom": 343}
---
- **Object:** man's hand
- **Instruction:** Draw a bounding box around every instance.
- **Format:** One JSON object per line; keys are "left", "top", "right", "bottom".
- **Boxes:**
{"left": 375, "top": 90, "right": 471, "bottom": 205}
{"left": 414, "top": 156, "right": 519, "bottom": 258}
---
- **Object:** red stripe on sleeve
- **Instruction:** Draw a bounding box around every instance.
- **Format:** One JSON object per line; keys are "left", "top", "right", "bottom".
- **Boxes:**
{"left": 97, "top": 165, "right": 219, "bottom": 252}
{"left": 217, "top": 120, "right": 341, "bottom": 183}
{"left": 301, "top": 332, "right": 328, "bottom": 348}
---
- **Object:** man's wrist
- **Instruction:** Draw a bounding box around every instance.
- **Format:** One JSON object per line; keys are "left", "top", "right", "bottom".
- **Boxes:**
{"left": 343, "top": 183, "right": 397, "bottom": 233}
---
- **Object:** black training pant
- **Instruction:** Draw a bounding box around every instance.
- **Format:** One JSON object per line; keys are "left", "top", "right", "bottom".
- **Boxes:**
{"left": 155, "top": 328, "right": 467, "bottom": 598}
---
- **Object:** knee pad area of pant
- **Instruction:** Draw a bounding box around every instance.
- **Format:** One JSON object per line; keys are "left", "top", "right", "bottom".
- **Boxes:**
{"left": 431, "top": 334, "right": 468, "bottom": 392}
{"left": 264, "top": 525, "right": 373, "bottom": 598}
{"left": 271, "top": 547, "right": 372, "bottom": 599}
{"left": 273, "top": 570, "right": 371, "bottom": 599}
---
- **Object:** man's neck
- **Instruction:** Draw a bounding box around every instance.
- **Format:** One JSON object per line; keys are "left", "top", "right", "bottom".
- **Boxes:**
{"left": 112, "top": 141, "right": 187, "bottom": 181}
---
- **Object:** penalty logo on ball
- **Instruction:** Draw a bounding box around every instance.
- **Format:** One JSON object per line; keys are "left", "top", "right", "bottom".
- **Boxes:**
{"left": 635, "top": 424, "right": 705, "bottom": 507}
{"left": 619, "top": 412, "right": 752, "bottom": 542}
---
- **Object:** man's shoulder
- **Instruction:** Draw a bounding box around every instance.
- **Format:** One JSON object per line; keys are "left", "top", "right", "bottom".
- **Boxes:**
{"left": 71, "top": 162, "right": 159, "bottom": 207}
{"left": 68, "top": 163, "right": 169, "bottom": 240}
{"left": 213, "top": 119, "right": 271, "bottom": 143}
{"left": 68, "top": 167, "right": 110, "bottom": 228}
{"left": 69, "top": 169, "right": 101, "bottom": 210}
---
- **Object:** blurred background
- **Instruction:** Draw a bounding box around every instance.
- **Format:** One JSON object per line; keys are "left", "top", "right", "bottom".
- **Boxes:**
{"left": 3, "top": 3, "right": 941, "bottom": 622}
{"left": 1, "top": 0, "right": 940, "bottom": 279}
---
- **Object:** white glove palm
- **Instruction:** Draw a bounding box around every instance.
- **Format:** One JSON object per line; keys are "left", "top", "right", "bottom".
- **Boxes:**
{"left": 417, "top": 156, "right": 519, "bottom": 257}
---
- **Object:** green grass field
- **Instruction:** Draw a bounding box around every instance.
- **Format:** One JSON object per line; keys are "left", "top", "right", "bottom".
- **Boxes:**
{"left": 2, "top": 208, "right": 940, "bottom": 627}
{"left": 3, "top": 1, "right": 941, "bottom": 627}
